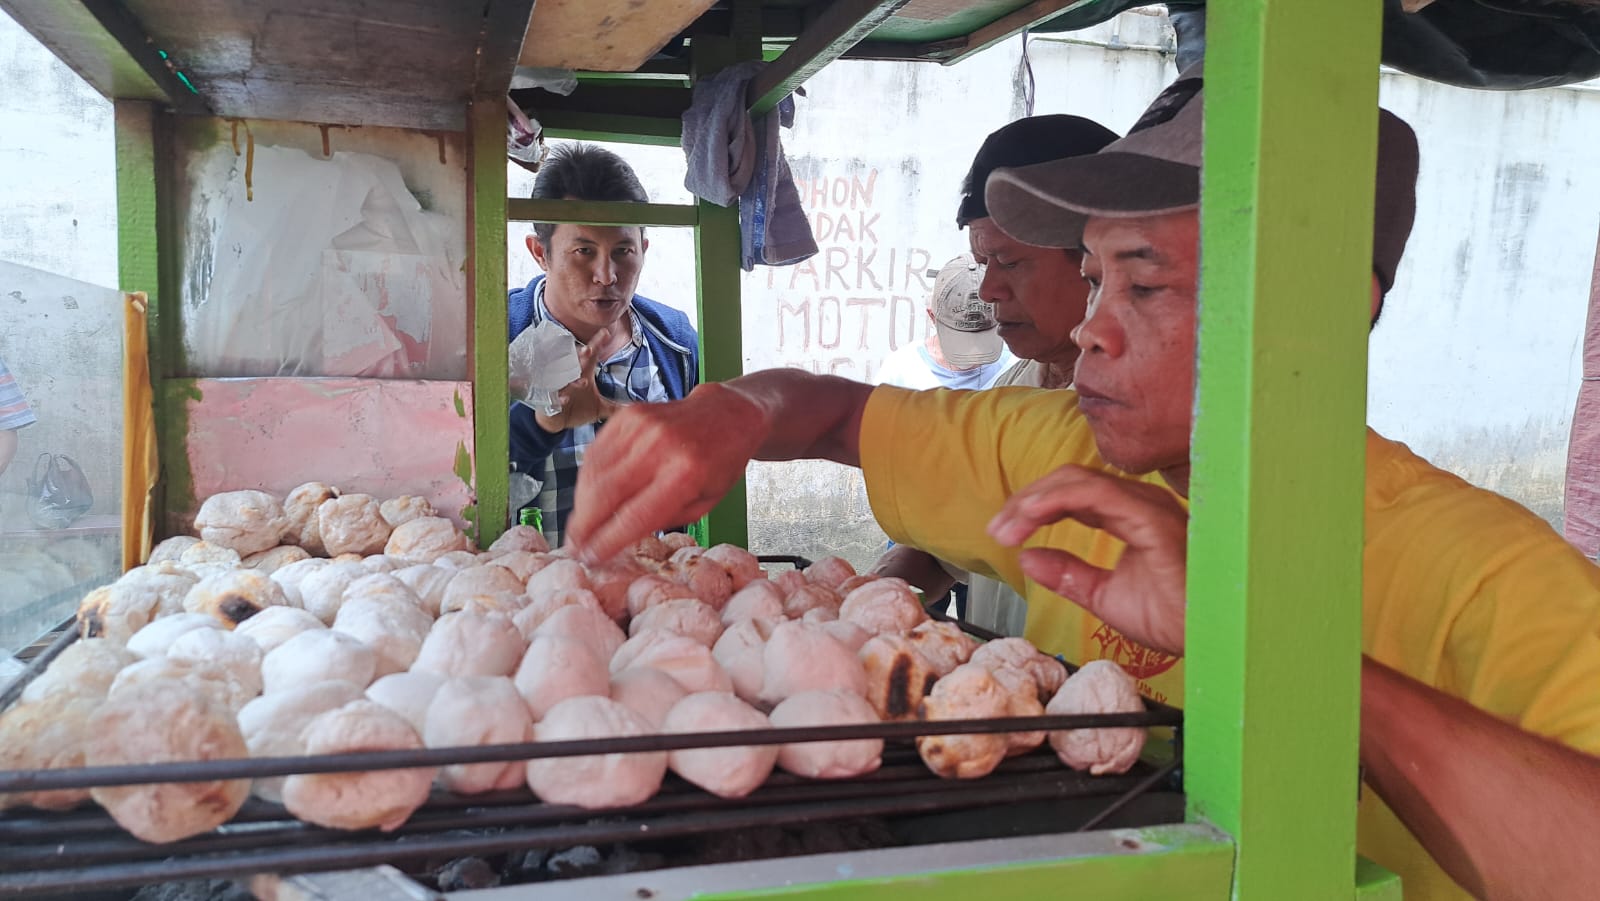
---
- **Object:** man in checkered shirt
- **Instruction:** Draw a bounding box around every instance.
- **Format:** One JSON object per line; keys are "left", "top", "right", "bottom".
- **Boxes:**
{"left": 508, "top": 144, "right": 700, "bottom": 548}
{"left": 0, "top": 354, "right": 37, "bottom": 480}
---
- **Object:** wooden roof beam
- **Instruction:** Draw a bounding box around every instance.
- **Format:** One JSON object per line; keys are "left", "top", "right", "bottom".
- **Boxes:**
{"left": 475, "top": 0, "right": 540, "bottom": 96}
{"left": 746, "top": 0, "right": 910, "bottom": 116}
{"left": 939, "top": 0, "right": 1094, "bottom": 66}
{"left": 0, "top": 0, "right": 207, "bottom": 113}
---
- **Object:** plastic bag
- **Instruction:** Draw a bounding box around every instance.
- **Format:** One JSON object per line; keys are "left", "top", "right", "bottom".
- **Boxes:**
{"left": 25, "top": 453, "right": 93, "bottom": 529}
{"left": 509, "top": 320, "right": 582, "bottom": 417}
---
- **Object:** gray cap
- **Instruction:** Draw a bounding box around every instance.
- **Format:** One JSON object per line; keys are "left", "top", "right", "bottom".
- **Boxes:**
{"left": 984, "top": 68, "right": 1420, "bottom": 292}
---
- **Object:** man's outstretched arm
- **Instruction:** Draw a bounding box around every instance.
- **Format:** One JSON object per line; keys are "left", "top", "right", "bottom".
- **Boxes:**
{"left": 566, "top": 370, "right": 874, "bottom": 562}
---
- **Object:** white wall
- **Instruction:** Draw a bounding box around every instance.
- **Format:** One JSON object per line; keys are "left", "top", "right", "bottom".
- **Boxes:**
{"left": 4, "top": 8, "right": 1593, "bottom": 586}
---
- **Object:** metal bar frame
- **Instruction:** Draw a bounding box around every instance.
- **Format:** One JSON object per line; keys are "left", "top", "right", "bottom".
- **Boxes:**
{"left": 1184, "top": 2, "right": 1381, "bottom": 897}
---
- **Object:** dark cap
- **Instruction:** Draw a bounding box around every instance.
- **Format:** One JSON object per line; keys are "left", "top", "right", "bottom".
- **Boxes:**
{"left": 985, "top": 68, "right": 1420, "bottom": 293}
{"left": 956, "top": 115, "right": 1120, "bottom": 228}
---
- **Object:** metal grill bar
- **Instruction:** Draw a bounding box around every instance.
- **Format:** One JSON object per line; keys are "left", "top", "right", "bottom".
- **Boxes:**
{"left": 0, "top": 709, "right": 1179, "bottom": 794}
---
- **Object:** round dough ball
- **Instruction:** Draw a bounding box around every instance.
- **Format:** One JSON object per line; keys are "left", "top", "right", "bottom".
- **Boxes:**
{"left": 365, "top": 670, "right": 447, "bottom": 735}
{"left": 858, "top": 634, "right": 939, "bottom": 722}
{"left": 580, "top": 560, "right": 641, "bottom": 623}
{"left": 662, "top": 558, "right": 734, "bottom": 610}
{"left": 86, "top": 682, "right": 250, "bottom": 842}
{"left": 238, "top": 680, "right": 366, "bottom": 801}
{"left": 242, "top": 545, "right": 311, "bottom": 574}
{"left": 379, "top": 495, "right": 436, "bottom": 529}
{"left": 411, "top": 609, "right": 527, "bottom": 678}
{"left": 317, "top": 495, "right": 392, "bottom": 558}
{"left": 21, "top": 638, "right": 138, "bottom": 704}
{"left": 297, "top": 560, "right": 369, "bottom": 624}
{"left": 333, "top": 596, "right": 432, "bottom": 677}
{"left": 626, "top": 574, "right": 696, "bottom": 620}
{"left": 803, "top": 556, "right": 857, "bottom": 591}
{"left": 908, "top": 621, "right": 981, "bottom": 677}
{"left": 433, "top": 550, "right": 480, "bottom": 569}
{"left": 769, "top": 689, "right": 883, "bottom": 780}
{"left": 759, "top": 621, "right": 867, "bottom": 707}
{"left": 629, "top": 598, "right": 724, "bottom": 648}
{"left": 535, "top": 604, "right": 627, "bottom": 663}
{"left": 528, "top": 559, "right": 593, "bottom": 601}
{"left": 801, "top": 605, "right": 838, "bottom": 623}
{"left": 167, "top": 628, "right": 265, "bottom": 694}
{"left": 282, "top": 701, "right": 434, "bottom": 831}
{"left": 194, "top": 490, "right": 290, "bottom": 556}
{"left": 148, "top": 535, "right": 200, "bottom": 564}
{"left": 839, "top": 578, "right": 928, "bottom": 636}
{"left": 234, "top": 605, "right": 326, "bottom": 655}
{"left": 969, "top": 637, "right": 1068, "bottom": 701}
{"left": 512, "top": 588, "right": 603, "bottom": 640}
{"left": 663, "top": 692, "right": 777, "bottom": 798}
{"left": 722, "top": 581, "right": 786, "bottom": 625}
{"left": 111, "top": 656, "right": 259, "bottom": 714}
{"left": 711, "top": 617, "right": 782, "bottom": 705}
{"left": 261, "top": 629, "right": 377, "bottom": 693}
{"left": 385, "top": 517, "right": 470, "bottom": 565}
{"left": 440, "top": 565, "right": 526, "bottom": 615}
{"left": 525, "top": 696, "right": 665, "bottom": 809}
{"left": 78, "top": 564, "right": 199, "bottom": 642}
{"left": 485, "top": 550, "right": 553, "bottom": 584}
{"left": 184, "top": 569, "right": 292, "bottom": 628}
{"left": 269, "top": 557, "right": 330, "bottom": 607}
{"left": 284, "top": 482, "right": 340, "bottom": 555}
{"left": 660, "top": 532, "right": 698, "bottom": 552}
{"left": 179, "top": 541, "right": 243, "bottom": 569}
{"left": 837, "top": 573, "right": 880, "bottom": 594}
{"left": 610, "top": 632, "right": 732, "bottom": 695}
{"left": 126, "top": 613, "right": 221, "bottom": 658}
{"left": 985, "top": 664, "right": 1047, "bottom": 756}
{"left": 610, "top": 667, "right": 688, "bottom": 730}
{"left": 783, "top": 584, "right": 840, "bottom": 619}
{"left": 425, "top": 675, "right": 534, "bottom": 794}
{"left": 343, "top": 572, "right": 427, "bottom": 612}
{"left": 771, "top": 569, "right": 808, "bottom": 596}
{"left": 514, "top": 635, "right": 611, "bottom": 720}
{"left": 0, "top": 694, "right": 101, "bottom": 810}
{"left": 1046, "top": 660, "right": 1146, "bottom": 775}
{"left": 361, "top": 554, "right": 401, "bottom": 573}
{"left": 668, "top": 545, "right": 706, "bottom": 566}
{"left": 702, "top": 545, "right": 762, "bottom": 591}
{"left": 628, "top": 535, "right": 671, "bottom": 563}
{"left": 819, "top": 618, "right": 872, "bottom": 653}
{"left": 392, "top": 564, "right": 454, "bottom": 618}
{"left": 487, "top": 525, "right": 550, "bottom": 556}
{"left": 917, "top": 664, "right": 1010, "bottom": 780}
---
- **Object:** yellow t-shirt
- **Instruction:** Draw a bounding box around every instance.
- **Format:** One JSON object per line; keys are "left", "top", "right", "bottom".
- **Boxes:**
{"left": 860, "top": 385, "right": 1600, "bottom": 901}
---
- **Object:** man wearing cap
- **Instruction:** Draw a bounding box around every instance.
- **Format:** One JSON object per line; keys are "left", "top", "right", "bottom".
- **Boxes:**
{"left": 871, "top": 115, "right": 1120, "bottom": 636}
{"left": 567, "top": 72, "right": 1600, "bottom": 899}
{"left": 872, "top": 254, "right": 1015, "bottom": 391}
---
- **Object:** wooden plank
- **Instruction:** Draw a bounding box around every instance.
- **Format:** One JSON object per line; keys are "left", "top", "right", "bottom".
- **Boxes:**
{"left": 939, "top": 0, "right": 1094, "bottom": 66}
{"left": 1185, "top": 1, "right": 1381, "bottom": 898}
{"left": 747, "top": 0, "right": 910, "bottom": 115}
{"left": 519, "top": 0, "right": 717, "bottom": 72}
{"left": 0, "top": 0, "right": 168, "bottom": 103}
{"left": 507, "top": 199, "right": 699, "bottom": 228}
{"left": 78, "top": 0, "right": 208, "bottom": 113}
{"left": 474, "top": 0, "right": 539, "bottom": 96}
{"left": 468, "top": 98, "right": 510, "bottom": 547}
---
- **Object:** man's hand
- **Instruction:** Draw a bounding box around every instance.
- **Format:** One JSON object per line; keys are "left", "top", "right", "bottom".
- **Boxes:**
{"left": 534, "top": 328, "right": 623, "bottom": 432}
{"left": 987, "top": 465, "right": 1188, "bottom": 656}
{"left": 566, "top": 382, "right": 769, "bottom": 563}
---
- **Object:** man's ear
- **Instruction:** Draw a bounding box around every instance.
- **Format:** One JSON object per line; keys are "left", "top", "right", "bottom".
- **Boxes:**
{"left": 641, "top": 235, "right": 650, "bottom": 255}
{"left": 529, "top": 234, "right": 549, "bottom": 272}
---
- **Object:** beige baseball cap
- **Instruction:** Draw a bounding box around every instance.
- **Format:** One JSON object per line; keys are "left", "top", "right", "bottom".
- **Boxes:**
{"left": 984, "top": 67, "right": 1420, "bottom": 292}
{"left": 929, "top": 255, "right": 1002, "bottom": 367}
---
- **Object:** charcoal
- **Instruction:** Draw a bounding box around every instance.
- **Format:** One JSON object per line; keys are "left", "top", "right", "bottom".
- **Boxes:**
{"left": 130, "top": 880, "right": 253, "bottom": 901}
{"left": 435, "top": 857, "right": 502, "bottom": 891}
{"left": 546, "top": 845, "right": 604, "bottom": 877}
{"left": 503, "top": 848, "right": 550, "bottom": 881}
{"left": 600, "top": 844, "right": 665, "bottom": 875}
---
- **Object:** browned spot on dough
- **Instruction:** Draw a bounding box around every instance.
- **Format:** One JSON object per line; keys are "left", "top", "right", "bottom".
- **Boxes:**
{"left": 885, "top": 654, "right": 915, "bottom": 718}
{"left": 218, "top": 595, "right": 261, "bottom": 626}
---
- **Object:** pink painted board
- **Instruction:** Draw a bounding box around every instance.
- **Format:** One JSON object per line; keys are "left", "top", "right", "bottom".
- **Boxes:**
{"left": 179, "top": 378, "right": 476, "bottom": 530}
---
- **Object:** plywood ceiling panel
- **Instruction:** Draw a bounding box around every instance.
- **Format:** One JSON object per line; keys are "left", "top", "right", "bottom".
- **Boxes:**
{"left": 520, "top": 0, "right": 717, "bottom": 72}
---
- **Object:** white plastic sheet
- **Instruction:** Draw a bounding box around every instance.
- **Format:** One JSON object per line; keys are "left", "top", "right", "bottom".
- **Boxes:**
{"left": 183, "top": 146, "right": 466, "bottom": 379}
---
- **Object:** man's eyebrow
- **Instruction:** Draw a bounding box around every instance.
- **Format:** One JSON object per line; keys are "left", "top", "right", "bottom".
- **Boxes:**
{"left": 1114, "top": 245, "right": 1161, "bottom": 263}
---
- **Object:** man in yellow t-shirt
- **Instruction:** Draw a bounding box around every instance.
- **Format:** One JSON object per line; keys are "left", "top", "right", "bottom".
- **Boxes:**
{"left": 567, "top": 73, "right": 1600, "bottom": 900}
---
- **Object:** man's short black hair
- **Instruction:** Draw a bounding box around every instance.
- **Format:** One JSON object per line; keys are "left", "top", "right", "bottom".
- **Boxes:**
{"left": 531, "top": 143, "right": 650, "bottom": 247}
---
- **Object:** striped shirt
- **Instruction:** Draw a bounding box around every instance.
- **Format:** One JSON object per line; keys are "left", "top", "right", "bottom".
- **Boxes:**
{"left": 522, "top": 286, "right": 667, "bottom": 547}
{"left": 0, "top": 357, "right": 37, "bottom": 431}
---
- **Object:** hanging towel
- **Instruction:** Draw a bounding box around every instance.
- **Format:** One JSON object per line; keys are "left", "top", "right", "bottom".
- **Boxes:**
{"left": 682, "top": 62, "right": 818, "bottom": 271}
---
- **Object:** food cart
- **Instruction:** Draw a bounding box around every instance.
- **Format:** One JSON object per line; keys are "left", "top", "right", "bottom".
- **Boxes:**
{"left": 1, "top": 0, "right": 1596, "bottom": 897}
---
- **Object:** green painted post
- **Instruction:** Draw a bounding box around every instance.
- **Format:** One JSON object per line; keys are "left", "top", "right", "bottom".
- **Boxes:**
{"left": 469, "top": 97, "right": 510, "bottom": 547}
{"left": 1184, "top": 2, "right": 1381, "bottom": 898}
{"left": 692, "top": 35, "right": 753, "bottom": 549}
